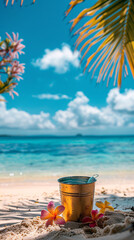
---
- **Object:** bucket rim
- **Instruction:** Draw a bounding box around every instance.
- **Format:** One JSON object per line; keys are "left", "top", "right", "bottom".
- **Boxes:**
{"left": 57, "top": 176, "right": 97, "bottom": 185}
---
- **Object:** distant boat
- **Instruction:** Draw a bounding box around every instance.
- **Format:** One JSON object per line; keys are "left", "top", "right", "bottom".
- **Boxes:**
{"left": 75, "top": 134, "right": 83, "bottom": 137}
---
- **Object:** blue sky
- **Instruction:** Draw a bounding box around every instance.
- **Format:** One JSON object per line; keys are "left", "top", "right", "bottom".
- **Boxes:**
{"left": 0, "top": 0, "right": 134, "bottom": 135}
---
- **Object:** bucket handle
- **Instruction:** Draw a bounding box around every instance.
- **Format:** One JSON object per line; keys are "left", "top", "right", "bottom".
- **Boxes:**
{"left": 87, "top": 174, "right": 99, "bottom": 183}
{"left": 92, "top": 174, "right": 99, "bottom": 179}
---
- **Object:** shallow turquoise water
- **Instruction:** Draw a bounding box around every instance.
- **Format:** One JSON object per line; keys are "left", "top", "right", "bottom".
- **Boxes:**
{"left": 0, "top": 136, "right": 134, "bottom": 179}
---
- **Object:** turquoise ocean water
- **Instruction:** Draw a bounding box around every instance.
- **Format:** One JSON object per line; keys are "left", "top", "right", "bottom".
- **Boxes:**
{"left": 0, "top": 136, "right": 134, "bottom": 180}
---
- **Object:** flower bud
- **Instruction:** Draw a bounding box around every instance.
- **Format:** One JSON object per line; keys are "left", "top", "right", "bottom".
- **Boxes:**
{"left": 5, "top": 38, "right": 10, "bottom": 45}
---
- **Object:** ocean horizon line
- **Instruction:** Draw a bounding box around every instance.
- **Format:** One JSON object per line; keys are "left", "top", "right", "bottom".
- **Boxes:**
{"left": 0, "top": 134, "right": 134, "bottom": 138}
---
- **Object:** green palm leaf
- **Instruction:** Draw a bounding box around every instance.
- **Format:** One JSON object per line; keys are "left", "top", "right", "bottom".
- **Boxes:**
{"left": 66, "top": 0, "right": 134, "bottom": 87}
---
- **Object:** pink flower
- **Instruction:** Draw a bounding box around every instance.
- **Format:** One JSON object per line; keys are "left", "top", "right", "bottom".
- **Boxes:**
{"left": 9, "top": 84, "right": 19, "bottom": 99}
{"left": 1, "top": 82, "right": 19, "bottom": 99}
{"left": 6, "top": 32, "right": 25, "bottom": 58}
{"left": 82, "top": 210, "right": 104, "bottom": 228}
{"left": 40, "top": 201, "right": 66, "bottom": 227}
{"left": 0, "top": 32, "right": 25, "bottom": 100}
{"left": 10, "top": 61, "right": 25, "bottom": 81}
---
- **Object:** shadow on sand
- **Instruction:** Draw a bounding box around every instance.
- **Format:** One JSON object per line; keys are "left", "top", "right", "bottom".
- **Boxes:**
{"left": 0, "top": 196, "right": 60, "bottom": 228}
{"left": 0, "top": 194, "right": 133, "bottom": 228}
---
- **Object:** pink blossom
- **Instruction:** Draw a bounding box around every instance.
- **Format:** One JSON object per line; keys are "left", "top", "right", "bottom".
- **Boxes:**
{"left": 5, "top": 82, "right": 19, "bottom": 99}
{"left": 40, "top": 201, "right": 66, "bottom": 227}
{"left": 0, "top": 32, "right": 25, "bottom": 99}
{"left": 6, "top": 32, "right": 25, "bottom": 58}
{"left": 10, "top": 61, "right": 25, "bottom": 81}
{"left": 82, "top": 210, "right": 104, "bottom": 228}
{"left": 9, "top": 88, "right": 19, "bottom": 99}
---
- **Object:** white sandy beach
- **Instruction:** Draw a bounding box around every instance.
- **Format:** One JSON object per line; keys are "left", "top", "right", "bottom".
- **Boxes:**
{"left": 0, "top": 177, "right": 134, "bottom": 240}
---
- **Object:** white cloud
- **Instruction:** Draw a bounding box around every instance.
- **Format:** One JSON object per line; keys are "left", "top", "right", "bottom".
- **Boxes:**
{"left": 33, "top": 93, "right": 71, "bottom": 100}
{"left": 54, "top": 92, "right": 114, "bottom": 129}
{"left": 107, "top": 88, "right": 134, "bottom": 114}
{"left": 0, "top": 97, "right": 55, "bottom": 130}
{"left": 75, "top": 73, "right": 83, "bottom": 80}
{"left": 32, "top": 43, "right": 80, "bottom": 73}
{"left": 1, "top": 88, "right": 134, "bottom": 134}
{"left": 54, "top": 89, "right": 134, "bottom": 130}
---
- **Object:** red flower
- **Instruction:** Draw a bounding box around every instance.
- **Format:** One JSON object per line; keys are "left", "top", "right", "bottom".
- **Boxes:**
{"left": 82, "top": 209, "right": 104, "bottom": 228}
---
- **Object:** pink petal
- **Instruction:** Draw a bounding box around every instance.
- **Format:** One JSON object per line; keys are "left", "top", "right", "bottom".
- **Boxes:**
{"left": 6, "top": 32, "right": 12, "bottom": 42}
{"left": 82, "top": 216, "right": 93, "bottom": 223}
{"left": 54, "top": 216, "right": 66, "bottom": 225}
{"left": 91, "top": 210, "right": 99, "bottom": 220}
{"left": 19, "top": 50, "right": 25, "bottom": 54}
{"left": 9, "top": 91, "right": 14, "bottom": 99}
{"left": 16, "top": 33, "right": 19, "bottom": 40}
{"left": 40, "top": 210, "right": 52, "bottom": 220}
{"left": 47, "top": 201, "right": 55, "bottom": 214}
{"left": 18, "top": 39, "right": 23, "bottom": 43}
{"left": 89, "top": 222, "right": 96, "bottom": 228}
{"left": 55, "top": 205, "right": 65, "bottom": 215}
{"left": 12, "top": 32, "right": 16, "bottom": 42}
{"left": 12, "top": 90, "right": 19, "bottom": 96}
{"left": 46, "top": 217, "right": 54, "bottom": 227}
{"left": 97, "top": 213, "right": 104, "bottom": 219}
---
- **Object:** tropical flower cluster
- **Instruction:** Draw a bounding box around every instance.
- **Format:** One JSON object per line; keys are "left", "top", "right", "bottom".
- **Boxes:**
{"left": 40, "top": 201, "right": 66, "bottom": 227}
{"left": 0, "top": 32, "right": 25, "bottom": 100}
{"left": 40, "top": 200, "right": 114, "bottom": 228}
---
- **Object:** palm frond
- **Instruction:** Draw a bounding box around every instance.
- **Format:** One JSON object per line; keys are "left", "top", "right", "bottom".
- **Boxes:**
{"left": 66, "top": 0, "right": 134, "bottom": 87}
{"left": 5, "top": 0, "right": 36, "bottom": 6}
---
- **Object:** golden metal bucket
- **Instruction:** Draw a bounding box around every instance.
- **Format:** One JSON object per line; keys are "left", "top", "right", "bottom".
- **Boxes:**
{"left": 58, "top": 176, "right": 96, "bottom": 222}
